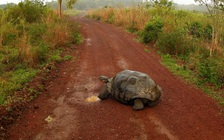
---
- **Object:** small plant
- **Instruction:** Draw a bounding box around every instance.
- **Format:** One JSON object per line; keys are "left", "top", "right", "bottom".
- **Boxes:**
{"left": 50, "top": 54, "right": 62, "bottom": 63}
{"left": 73, "top": 32, "right": 83, "bottom": 44}
{"left": 127, "top": 21, "right": 138, "bottom": 33}
{"left": 64, "top": 55, "right": 73, "bottom": 61}
{"left": 144, "top": 48, "right": 150, "bottom": 53}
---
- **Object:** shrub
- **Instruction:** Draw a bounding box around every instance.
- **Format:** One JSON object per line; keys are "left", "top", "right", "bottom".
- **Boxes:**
{"left": 197, "top": 56, "right": 224, "bottom": 87}
{"left": 156, "top": 28, "right": 196, "bottom": 58}
{"left": 6, "top": 0, "right": 49, "bottom": 23}
{"left": 189, "top": 22, "right": 213, "bottom": 41}
{"left": 203, "top": 24, "right": 213, "bottom": 41}
{"left": 106, "top": 9, "right": 115, "bottom": 24}
{"left": 0, "top": 46, "right": 20, "bottom": 72}
{"left": 127, "top": 21, "right": 138, "bottom": 33}
{"left": 140, "top": 17, "right": 164, "bottom": 43}
{"left": 26, "top": 23, "right": 48, "bottom": 45}
{"left": 189, "top": 21, "right": 203, "bottom": 38}
{"left": 43, "top": 20, "right": 73, "bottom": 48}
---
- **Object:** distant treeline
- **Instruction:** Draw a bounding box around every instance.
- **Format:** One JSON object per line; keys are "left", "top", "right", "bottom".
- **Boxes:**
{"left": 0, "top": 0, "right": 207, "bottom": 12}
{"left": 46, "top": 0, "right": 143, "bottom": 10}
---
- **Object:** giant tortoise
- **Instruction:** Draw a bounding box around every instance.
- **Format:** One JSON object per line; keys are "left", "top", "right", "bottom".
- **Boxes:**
{"left": 98, "top": 70, "right": 162, "bottom": 110}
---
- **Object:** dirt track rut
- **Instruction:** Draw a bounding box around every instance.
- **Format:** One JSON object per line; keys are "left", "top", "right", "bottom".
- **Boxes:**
{"left": 7, "top": 17, "right": 224, "bottom": 140}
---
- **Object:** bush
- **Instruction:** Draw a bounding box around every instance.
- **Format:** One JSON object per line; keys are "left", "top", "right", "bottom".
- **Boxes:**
{"left": 127, "top": 21, "right": 138, "bottom": 33}
{"left": 140, "top": 17, "right": 164, "bottom": 43}
{"left": 106, "top": 9, "right": 115, "bottom": 23}
{"left": 157, "top": 28, "right": 196, "bottom": 58}
{"left": 197, "top": 56, "right": 224, "bottom": 87}
{"left": 0, "top": 46, "right": 20, "bottom": 72}
{"left": 26, "top": 23, "right": 48, "bottom": 45}
{"left": 203, "top": 24, "right": 213, "bottom": 41}
{"left": 189, "top": 21, "right": 203, "bottom": 38}
{"left": 187, "top": 50, "right": 224, "bottom": 87}
{"left": 6, "top": 0, "right": 49, "bottom": 23}
{"left": 189, "top": 21, "right": 213, "bottom": 41}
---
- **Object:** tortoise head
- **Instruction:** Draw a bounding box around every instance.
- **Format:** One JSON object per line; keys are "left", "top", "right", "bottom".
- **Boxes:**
{"left": 99, "top": 76, "right": 109, "bottom": 83}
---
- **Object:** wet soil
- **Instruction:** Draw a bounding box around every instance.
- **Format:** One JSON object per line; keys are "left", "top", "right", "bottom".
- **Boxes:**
{"left": 5, "top": 17, "right": 224, "bottom": 140}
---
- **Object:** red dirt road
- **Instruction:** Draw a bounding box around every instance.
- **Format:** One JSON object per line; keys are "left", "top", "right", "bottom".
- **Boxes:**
{"left": 7, "top": 17, "right": 224, "bottom": 140}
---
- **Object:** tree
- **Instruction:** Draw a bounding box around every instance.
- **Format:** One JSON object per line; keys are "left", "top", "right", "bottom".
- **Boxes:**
{"left": 194, "top": 0, "right": 224, "bottom": 14}
{"left": 58, "top": 0, "right": 77, "bottom": 17}
{"left": 149, "top": 0, "right": 173, "bottom": 8}
{"left": 194, "top": 0, "right": 224, "bottom": 56}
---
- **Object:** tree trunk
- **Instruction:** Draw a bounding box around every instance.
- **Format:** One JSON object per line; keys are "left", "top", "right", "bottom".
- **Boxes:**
{"left": 59, "top": 0, "right": 62, "bottom": 17}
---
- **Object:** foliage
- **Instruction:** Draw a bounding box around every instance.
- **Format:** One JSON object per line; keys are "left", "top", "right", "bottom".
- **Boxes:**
{"left": 194, "top": 0, "right": 224, "bottom": 13}
{"left": 58, "top": 0, "right": 77, "bottom": 17}
{"left": 64, "top": 55, "right": 73, "bottom": 60}
{"left": 140, "top": 17, "right": 164, "bottom": 43}
{"left": 6, "top": 0, "right": 49, "bottom": 23}
{"left": 0, "top": 0, "right": 82, "bottom": 105}
{"left": 149, "top": 0, "right": 173, "bottom": 8}
{"left": 157, "top": 28, "right": 196, "bottom": 57}
{"left": 0, "top": 68, "right": 39, "bottom": 105}
{"left": 65, "top": 0, "right": 77, "bottom": 9}
{"left": 188, "top": 52, "right": 224, "bottom": 87}
{"left": 189, "top": 21, "right": 213, "bottom": 41}
{"left": 161, "top": 53, "right": 224, "bottom": 104}
{"left": 189, "top": 21, "right": 203, "bottom": 38}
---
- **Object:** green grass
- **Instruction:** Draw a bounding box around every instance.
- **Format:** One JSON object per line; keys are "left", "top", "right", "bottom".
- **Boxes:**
{"left": 0, "top": 68, "right": 39, "bottom": 105}
{"left": 64, "top": 55, "right": 73, "bottom": 61}
{"left": 161, "top": 53, "right": 224, "bottom": 105}
{"left": 144, "top": 48, "right": 150, "bottom": 53}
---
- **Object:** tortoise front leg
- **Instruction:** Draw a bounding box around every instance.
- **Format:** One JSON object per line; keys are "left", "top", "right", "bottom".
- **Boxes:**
{"left": 98, "top": 85, "right": 110, "bottom": 100}
{"left": 133, "top": 99, "right": 144, "bottom": 110}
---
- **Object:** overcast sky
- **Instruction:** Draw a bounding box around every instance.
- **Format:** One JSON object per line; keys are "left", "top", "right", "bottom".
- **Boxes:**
{"left": 0, "top": 0, "right": 200, "bottom": 5}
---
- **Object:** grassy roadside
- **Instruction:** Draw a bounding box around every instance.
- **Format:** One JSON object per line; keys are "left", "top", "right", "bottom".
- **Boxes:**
{"left": 0, "top": 1, "right": 83, "bottom": 139}
{"left": 161, "top": 53, "right": 224, "bottom": 105}
{"left": 0, "top": 1, "right": 83, "bottom": 106}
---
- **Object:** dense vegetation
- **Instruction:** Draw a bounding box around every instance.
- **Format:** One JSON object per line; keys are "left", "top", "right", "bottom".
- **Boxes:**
{"left": 45, "top": 0, "right": 143, "bottom": 10}
{"left": 87, "top": 2, "right": 224, "bottom": 104}
{"left": 0, "top": 0, "right": 81, "bottom": 105}
{"left": 0, "top": 0, "right": 209, "bottom": 12}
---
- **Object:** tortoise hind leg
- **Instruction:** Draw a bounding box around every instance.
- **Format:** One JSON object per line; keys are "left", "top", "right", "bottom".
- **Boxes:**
{"left": 133, "top": 99, "right": 144, "bottom": 110}
{"left": 98, "top": 85, "right": 110, "bottom": 100}
{"left": 148, "top": 99, "right": 160, "bottom": 107}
